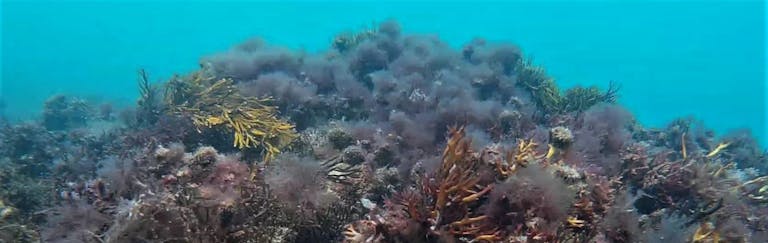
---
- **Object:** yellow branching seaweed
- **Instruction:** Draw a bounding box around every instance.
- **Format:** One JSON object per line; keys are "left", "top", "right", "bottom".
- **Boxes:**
{"left": 566, "top": 216, "right": 586, "bottom": 228}
{"left": 167, "top": 71, "right": 297, "bottom": 162}
{"left": 706, "top": 142, "right": 731, "bottom": 158}
{"left": 740, "top": 176, "right": 768, "bottom": 203}
{"left": 496, "top": 139, "right": 539, "bottom": 176}
{"left": 692, "top": 222, "right": 720, "bottom": 243}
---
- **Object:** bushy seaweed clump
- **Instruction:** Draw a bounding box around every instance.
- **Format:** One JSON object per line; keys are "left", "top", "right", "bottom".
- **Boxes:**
{"left": 1, "top": 20, "right": 767, "bottom": 243}
{"left": 515, "top": 58, "right": 619, "bottom": 115}
{"left": 163, "top": 69, "right": 298, "bottom": 161}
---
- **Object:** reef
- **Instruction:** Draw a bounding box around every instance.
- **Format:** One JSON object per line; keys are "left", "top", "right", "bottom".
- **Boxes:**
{"left": 1, "top": 20, "right": 767, "bottom": 243}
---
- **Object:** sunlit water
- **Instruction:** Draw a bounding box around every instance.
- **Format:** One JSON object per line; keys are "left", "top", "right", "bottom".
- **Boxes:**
{"left": 1, "top": 0, "right": 765, "bottom": 145}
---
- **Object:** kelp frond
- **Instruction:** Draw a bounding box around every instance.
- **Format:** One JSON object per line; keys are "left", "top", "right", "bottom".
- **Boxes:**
{"left": 167, "top": 73, "right": 297, "bottom": 162}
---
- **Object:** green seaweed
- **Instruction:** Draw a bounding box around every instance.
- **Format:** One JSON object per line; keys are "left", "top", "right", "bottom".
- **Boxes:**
{"left": 515, "top": 58, "right": 620, "bottom": 114}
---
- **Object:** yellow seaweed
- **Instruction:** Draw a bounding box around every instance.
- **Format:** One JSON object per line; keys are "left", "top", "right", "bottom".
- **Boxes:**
{"left": 706, "top": 142, "right": 731, "bottom": 158}
{"left": 166, "top": 72, "right": 297, "bottom": 162}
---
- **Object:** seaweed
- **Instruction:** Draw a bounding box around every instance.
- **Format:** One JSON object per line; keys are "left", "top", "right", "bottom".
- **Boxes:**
{"left": 515, "top": 58, "right": 620, "bottom": 114}
{"left": 332, "top": 23, "right": 379, "bottom": 53}
{"left": 165, "top": 70, "right": 297, "bottom": 162}
{"left": 42, "top": 95, "right": 91, "bottom": 131}
{"left": 135, "top": 69, "right": 163, "bottom": 127}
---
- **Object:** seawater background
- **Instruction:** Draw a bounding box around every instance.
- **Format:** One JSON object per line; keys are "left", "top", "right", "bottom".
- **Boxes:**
{"left": 1, "top": 1, "right": 766, "bottom": 145}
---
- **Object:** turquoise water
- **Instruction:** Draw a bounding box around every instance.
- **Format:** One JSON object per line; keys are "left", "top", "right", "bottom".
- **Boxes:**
{"left": 2, "top": 0, "right": 765, "bottom": 145}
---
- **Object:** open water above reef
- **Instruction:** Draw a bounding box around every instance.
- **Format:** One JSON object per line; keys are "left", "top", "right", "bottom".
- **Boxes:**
{"left": 1, "top": 0, "right": 766, "bottom": 145}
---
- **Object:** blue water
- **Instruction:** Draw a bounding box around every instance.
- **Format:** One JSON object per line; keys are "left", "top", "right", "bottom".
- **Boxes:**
{"left": 2, "top": 1, "right": 766, "bottom": 145}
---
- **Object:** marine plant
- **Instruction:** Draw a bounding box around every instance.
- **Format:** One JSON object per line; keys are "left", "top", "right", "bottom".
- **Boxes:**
{"left": 164, "top": 68, "right": 297, "bottom": 162}
{"left": 343, "top": 126, "right": 580, "bottom": 242}
{"left": 560, "top": 82, "right": 619, "bottom": 113}
{"left": 135, "top": 69, "right": 163, "bottom": 127}
{"left": 343, "top": 126, "right": 501, "bottom": 242}
{"left": 41, "top": 94, "right": 91, "bottom": 130}
{"left": 332, "top": 23, "right": 379, "bottom": 53}
{"left": 515, "top": 58, "right": 619, "bottom": 114}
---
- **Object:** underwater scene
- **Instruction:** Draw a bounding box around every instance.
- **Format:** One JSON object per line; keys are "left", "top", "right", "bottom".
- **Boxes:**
{"left": 1, "top": 1, "right": 767, "bottom": 243}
